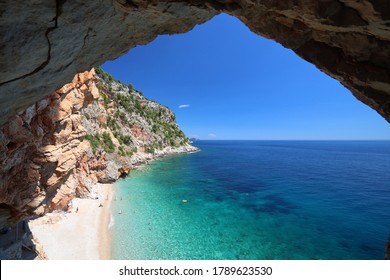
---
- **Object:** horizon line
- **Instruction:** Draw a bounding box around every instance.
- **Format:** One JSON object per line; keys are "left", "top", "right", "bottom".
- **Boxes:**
{"left": 191, "top": 139, "right": 390, "bottom": 141}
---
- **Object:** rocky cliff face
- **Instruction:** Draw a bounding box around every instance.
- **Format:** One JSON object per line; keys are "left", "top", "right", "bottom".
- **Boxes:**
{"left": 0, "top": 0, "right": 390, "bottom": 125}
{"left": 0, "top": 68, "right": 197, "bottom": 228}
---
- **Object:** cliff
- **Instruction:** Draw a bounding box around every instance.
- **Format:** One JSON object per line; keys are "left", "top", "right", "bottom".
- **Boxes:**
{"left": 0, "top": 68, "right": 197, "bottom": 230}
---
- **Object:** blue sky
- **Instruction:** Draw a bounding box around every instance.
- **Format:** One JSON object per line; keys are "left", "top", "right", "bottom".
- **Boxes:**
{"left": 102, "top": 14, "right": 390, "bottom": 140}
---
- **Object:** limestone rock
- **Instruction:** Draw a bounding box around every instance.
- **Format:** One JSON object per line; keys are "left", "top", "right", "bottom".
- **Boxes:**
{"left": 99, "top": 161, "right": 120, "bottom": 183}
{"left": 0, "top": 70, "right": 99, "bottom": 226}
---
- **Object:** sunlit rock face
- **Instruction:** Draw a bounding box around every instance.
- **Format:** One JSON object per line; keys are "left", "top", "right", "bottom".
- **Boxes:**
{"left": 0, "top": 67, "right": 196, "bottom": 228}
{"left": 1, "top": 1, "right": 389, "bottom": 124}
{"left": 0, "top": 70, "right": 100, "bottom": 227}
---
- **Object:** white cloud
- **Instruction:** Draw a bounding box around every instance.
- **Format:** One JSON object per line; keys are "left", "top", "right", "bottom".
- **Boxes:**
{"left": 178, "top": 104, "right": 190, "bottom": 108}
{"left": 208, "top": 133, "right": 217, "bottom": 138}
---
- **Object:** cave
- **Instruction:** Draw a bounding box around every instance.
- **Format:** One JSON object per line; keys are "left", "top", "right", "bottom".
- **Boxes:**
{"left": 0, "top": 0, "right": 390, "bottom": 259}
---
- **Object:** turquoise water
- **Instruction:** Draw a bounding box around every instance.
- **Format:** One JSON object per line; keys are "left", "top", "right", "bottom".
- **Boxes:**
{"left": 111, "top": 141, "right": 390, "bottom": 259}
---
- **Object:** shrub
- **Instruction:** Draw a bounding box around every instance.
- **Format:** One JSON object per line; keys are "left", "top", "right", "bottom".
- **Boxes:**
{"left": 152, "top": 124, "right": 159, "bottom": 133}
{"left": 95, "top": 66, "right": 114, "bottom": 83}
{"left": 102, "top": 93, "right": 109, "bottom": 110}
{"left": 118, "top": 111, "right": 127, "bottom": 121}
{"left": 121, "top": 135, "right": 131, "bottom": 145}
{"left": 116, "top": 132, "right": 123, "bottom": 145}
{"left": 102, "top": 132, "right": 115, "bottom": 153}
{"left": 146, "top": 146, "right": 155, "bottom": 154}
{"left": 118, "top": 145, "right": 133, "bottom": 158}
{"left": 107, "top": 116, "right": 120, "bottom": 132}
{"left": 85, "top": 133, "right": 101, "bottom": 154}
{"left": 118, "top": 145, "right": 125, "bottom": 157}
{"left": 84, "top": 113, "right": 91, "bottom": 120}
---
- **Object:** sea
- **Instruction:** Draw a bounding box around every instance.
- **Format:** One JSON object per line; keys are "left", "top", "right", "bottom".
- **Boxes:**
{"left": 110, "top": 140, "right": 390, "bottom": 260}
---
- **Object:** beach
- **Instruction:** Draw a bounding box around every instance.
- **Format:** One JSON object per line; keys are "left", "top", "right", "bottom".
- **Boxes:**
{"left": 28, "top": 183, "right": 114, "bottom": 260}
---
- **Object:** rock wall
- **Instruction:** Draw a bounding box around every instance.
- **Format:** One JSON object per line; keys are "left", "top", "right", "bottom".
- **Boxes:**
{"left": 0, "top": 0, "right": 390, "bottom": 125}
{"left": 0, "top": 69, "right": 197, "bottom": 228}
{"left": 0, "top": 70, "right": 97, "bottom": 227}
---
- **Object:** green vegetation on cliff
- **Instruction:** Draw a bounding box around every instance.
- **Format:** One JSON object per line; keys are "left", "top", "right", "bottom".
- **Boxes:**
{"left": 82, "top": 67, "right": 190, "bottom": 156}
{"left": 84, "top": 132, "right": 115, "bottom": 154}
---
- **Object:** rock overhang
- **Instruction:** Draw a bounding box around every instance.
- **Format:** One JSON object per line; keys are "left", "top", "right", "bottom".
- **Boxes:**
{"left": 0, "top": 0, "right": 389, "bottom": 123}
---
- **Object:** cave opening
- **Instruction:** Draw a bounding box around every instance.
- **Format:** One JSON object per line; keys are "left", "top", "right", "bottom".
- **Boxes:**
{"left": 1, "top": 2, "right": 390, "bottom": 260}
{"left": 101, "top": 13, "right": 390, "bottom": 140}
{"left": 99, "top": 14, "right": 390, "bottom": 258}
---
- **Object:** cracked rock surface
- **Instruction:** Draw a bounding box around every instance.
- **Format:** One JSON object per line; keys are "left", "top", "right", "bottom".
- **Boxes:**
{"left": 0, "top": 0, "right": 217, "bottom": 125}
{"left": 1, "top": 1, "right": 390, "bottom": 124}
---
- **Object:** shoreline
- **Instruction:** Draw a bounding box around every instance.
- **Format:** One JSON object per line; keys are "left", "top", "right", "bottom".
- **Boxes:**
{"left": 28, "top": 145, "right": 199, "bottom": 260}
{"left": 99, "top": 183, "right": 114, "bottom": 260}
{"left": 28, "top": 183, "right": 114, "bottom": 260}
